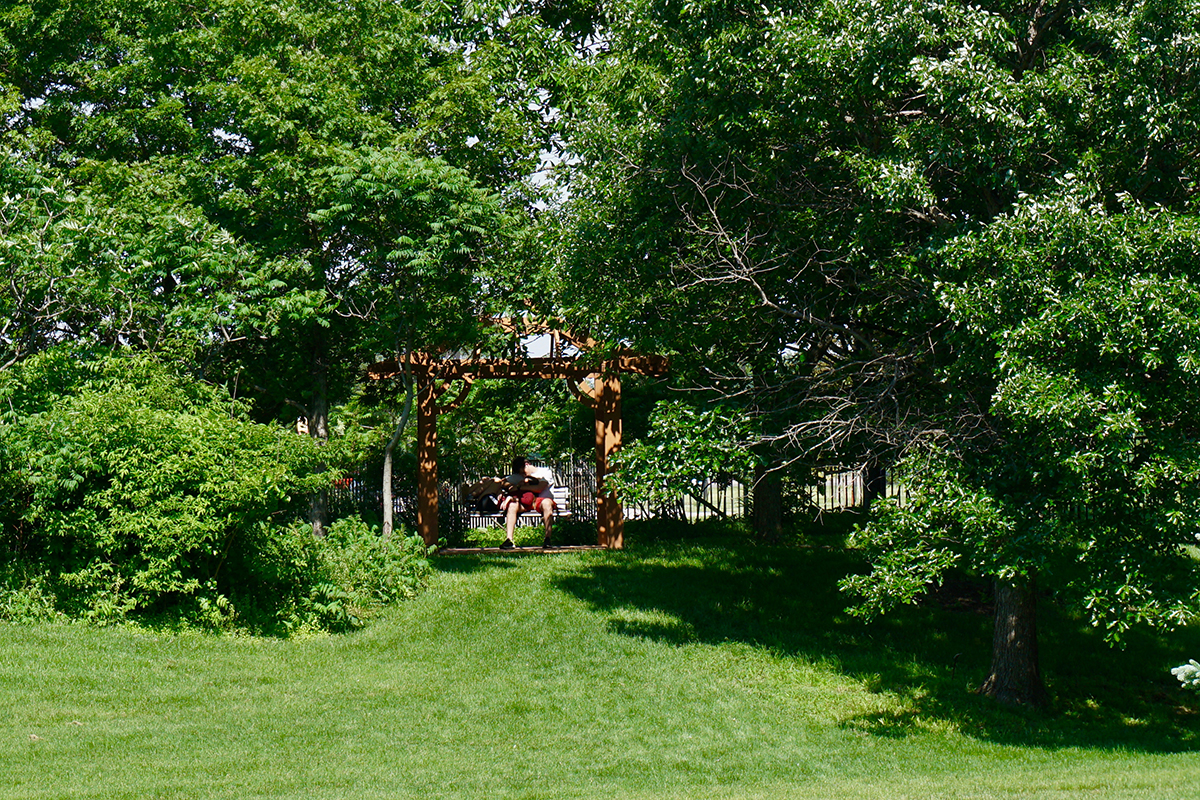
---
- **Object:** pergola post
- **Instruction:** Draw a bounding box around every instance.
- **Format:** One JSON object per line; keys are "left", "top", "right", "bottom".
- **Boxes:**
{"left": 416, "top": 374, "right": 440, "bottom": 547}
{"left": 594, "top": 375, "right": 623, "bottom": 549}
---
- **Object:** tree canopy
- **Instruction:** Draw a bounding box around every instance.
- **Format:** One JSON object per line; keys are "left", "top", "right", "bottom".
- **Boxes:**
{"left": 552, "top": 0, "right": 1199, "bottom": 443}
{"left": 549, "top": 0, "right": 1200, "bottom": 703}
{"left": 1, "top": 0, "right": 563, "bottom": 408}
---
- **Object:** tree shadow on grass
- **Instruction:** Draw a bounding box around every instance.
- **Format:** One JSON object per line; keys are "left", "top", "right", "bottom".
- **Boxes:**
{"left": 552, "top": 534, "right": 1200, "bottom": 753}
{"left": 432, "top": 555, "right": 525, "bottom": 575}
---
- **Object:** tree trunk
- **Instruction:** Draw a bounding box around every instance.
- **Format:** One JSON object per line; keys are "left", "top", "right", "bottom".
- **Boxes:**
{"left": 382, "top": 370, "right": 414, "bottom": 540}
{"left": 861, "top": 458, "right": 887, "bottom": 513}
{"left": 978, "top": 574, "right": 1047, "bottom": 707}
{"left": 308, "top": 330, "right": 330, "bottom": 538}
{"left": 752, "top": 462, "right": 783, "bottom": 542}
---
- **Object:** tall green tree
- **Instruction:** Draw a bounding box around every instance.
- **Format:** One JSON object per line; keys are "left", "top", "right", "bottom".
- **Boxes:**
{"left": 1, "top": 0, "right": 574, "bottom": 529}
{"left": 554, "top": 0, "right": 1198, "bottom": 444}
{"left": 843, "top": 200, "right": 1200, "bottom": 705}
{"left": 551, "top": 0, "right": 1200, "bottom": 702}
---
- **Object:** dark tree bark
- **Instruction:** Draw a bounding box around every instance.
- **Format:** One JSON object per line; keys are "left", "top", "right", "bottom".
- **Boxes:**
{"left": 861, "top": 458, "right": 888, "bottom": 513}
{"left": 752, "top": 462, "right": 783, "bottom": 542}
{"left": 978, "top": 574, "right": 1047, "bottom": 707}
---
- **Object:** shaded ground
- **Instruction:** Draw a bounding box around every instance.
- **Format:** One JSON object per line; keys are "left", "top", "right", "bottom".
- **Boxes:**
{"left": 542, "top": 520, "right": 1200, "bottom": 753}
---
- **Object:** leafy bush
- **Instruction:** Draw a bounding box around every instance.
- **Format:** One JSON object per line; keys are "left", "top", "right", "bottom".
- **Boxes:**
{"left": 0, "top": 350, "right": 434, "bottom": 634}
{"left": 0, "top": 350, "right": 330, "bottom": 628}
{"left": 609, "top": 400, "right": 754, "bottom": 511}
{"left": 0, "top": 566, "right": 63, "bottom": 624}
{"left": 298, "top": 517, "right": 432, "bottom": 631}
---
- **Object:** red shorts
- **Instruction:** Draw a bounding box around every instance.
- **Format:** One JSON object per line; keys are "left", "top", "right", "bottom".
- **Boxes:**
{"left": 502, "top": 493, "right": 555, "bottom": 513}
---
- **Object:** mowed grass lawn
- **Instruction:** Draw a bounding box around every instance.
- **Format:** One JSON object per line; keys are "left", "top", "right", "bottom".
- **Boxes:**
{"left": 3, "top": 525, "right": 1198, "bottom": 799}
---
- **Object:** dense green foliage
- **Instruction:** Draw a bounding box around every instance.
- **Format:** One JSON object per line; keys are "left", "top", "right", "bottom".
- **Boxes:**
{"left": 298, "top": 516, "right": 433, "bottom": 631}
{"left": 0, "top": 0, "right": 564, "bottom": 431}
{"left": 548, "top": 0, "right": 1200, "bottom": 702}
{"left": 844, "top": 201, "right": 1200, "bottom": 641}
{"left": 609, "top": 400, "right": 755, "bottom": 509}
{"left": 0, "top": 351, "right": 430, "bottom": 631}
{"left": 553, "top": 0, "right": 1200, "bottom": 435}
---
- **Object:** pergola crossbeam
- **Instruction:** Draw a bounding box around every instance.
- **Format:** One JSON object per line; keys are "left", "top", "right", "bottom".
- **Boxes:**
{"left": 368, "top": 354, "right": 669, "bottom": 382}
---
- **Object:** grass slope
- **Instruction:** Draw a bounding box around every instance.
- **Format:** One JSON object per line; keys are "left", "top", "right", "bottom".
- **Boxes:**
{"left": 3, "top": 527, "right": 1198, "bottom": 799}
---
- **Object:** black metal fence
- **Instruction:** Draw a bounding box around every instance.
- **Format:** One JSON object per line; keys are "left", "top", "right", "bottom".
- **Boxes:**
{"left": 327, "top": 475, "right": 417, "bottom": 528}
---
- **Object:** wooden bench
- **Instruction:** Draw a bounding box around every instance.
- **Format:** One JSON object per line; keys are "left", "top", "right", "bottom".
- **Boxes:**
{"left": 465, "top": 484, "right": 571, "bottom": 529}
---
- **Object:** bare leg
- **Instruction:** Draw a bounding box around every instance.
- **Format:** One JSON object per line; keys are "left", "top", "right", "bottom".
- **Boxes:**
{"left": 541, "top": 501, "right": 555, "bottom": 545}
{"left": 504, "top": 501, "right": 519, "bottom": 544}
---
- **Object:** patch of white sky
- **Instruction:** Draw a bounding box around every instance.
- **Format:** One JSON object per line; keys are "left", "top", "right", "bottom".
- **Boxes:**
{"left": 521, "top": 333, "right": 587, "bottom": 358}
{"left": 522, "top": 334, "right": 553, "bottom": 357}
{"left": 449, "top": 5, "right": 606, "bottom": 211}
{"left": 213, "top": 128, "right": 253, "bottom": 153}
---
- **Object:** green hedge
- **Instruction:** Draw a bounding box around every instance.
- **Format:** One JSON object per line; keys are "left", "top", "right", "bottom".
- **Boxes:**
{"left": 0, "top": 349, "right": 429, "bottom": 633}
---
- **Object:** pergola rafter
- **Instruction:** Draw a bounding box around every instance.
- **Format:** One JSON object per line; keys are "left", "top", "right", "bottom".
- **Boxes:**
{"left": 367, "top": 324, "right": 668, "bottom": 549}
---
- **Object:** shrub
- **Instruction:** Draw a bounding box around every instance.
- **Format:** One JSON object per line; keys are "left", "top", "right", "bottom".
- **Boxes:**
{"left": 0, "top": 350, "right": 330, "bottom": 628}
{"left": 0, "top": 566, "right": 63, "bottom": 624}
{"left": 299, "top": 517, "right": 432, "bottom": 631}
{"left": 0, "top": 349, "right": 436, "bottom": 634}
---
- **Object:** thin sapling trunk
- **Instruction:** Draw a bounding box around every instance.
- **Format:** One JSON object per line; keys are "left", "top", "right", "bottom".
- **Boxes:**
{"left": 382, "top": 365, "right": 414, "bottom": 540}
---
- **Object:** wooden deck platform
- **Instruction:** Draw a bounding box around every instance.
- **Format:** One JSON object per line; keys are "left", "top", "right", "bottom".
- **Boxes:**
{"left": 438, "top": 544, "right": 606, "bottom": 555}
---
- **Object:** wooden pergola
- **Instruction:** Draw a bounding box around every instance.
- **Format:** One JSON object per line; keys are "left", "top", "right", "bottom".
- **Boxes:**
{"left": 367, "top": 324, "right": 668, "bottom": 549}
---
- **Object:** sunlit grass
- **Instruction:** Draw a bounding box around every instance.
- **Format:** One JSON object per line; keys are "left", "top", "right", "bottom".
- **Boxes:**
{"left": 3, "top": 522, "right": 1198, "bottom": 799}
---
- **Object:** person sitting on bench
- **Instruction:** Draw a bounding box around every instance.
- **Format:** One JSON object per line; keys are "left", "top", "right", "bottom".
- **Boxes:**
{"left": 498, "top": 456, "right": 557, "bottom": 549}
{"left": 465, "top": 476, "right": 506, "bottom": 516}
